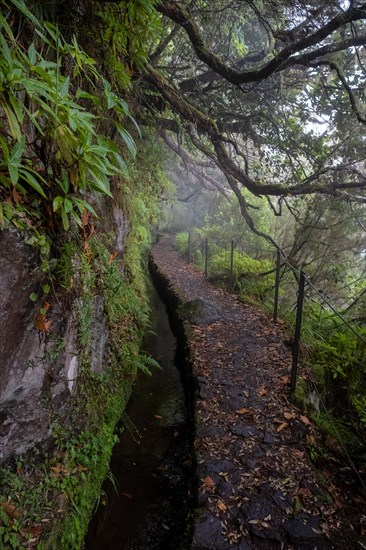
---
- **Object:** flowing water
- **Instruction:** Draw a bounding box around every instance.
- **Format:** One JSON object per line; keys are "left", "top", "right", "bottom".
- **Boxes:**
{"left": 85, "top": 282, "right": 192, "bottom": 549}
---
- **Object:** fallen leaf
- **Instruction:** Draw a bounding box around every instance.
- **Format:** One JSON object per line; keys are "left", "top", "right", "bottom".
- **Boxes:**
{"left": 120, "top": 492, "right": 133, "bottom": 500}
{"left": 216, "top": 500, "right": 227, "bottom": 512}
{"left": 284, "top": 412, "right": 296, "bottom": 420}
{"left": 1, "top": 502, "right": 21, "bottom": 525}
{"left": 51, "top": 465, "right": 68, "bottom": 477}
{"left": 35, "top": 302, "right": 53, "bottom": 332}
{"left": 154, "top": 414, "right": 162, "bottom": 420}
{"left": 202, "top": 475, "right": 215, "bottom": 489}
{"left": 334, "top": 496, "right": 344, "bottom": 509}
{"left": 84, "top": 240, "right": 91, "bottom": 256}
{"left": 259, "top": 387, "right": 269, "bottom": 396}
{"left": 12, "top": 188, "right": 23, "bottom": 204}
{"left": 81, "top": 209, "right": 90, "bottom": 228}
{"left": 300, "top": 414, "right": 311, "bottom": 425}
{"left": 276, "top": 422, "right": 289, "bottom": 432}
{"left": 298, "top": 487, "right": 311, "bottom": 497}
{"left": 236, "top": 408, "right": 251, "bottom": 415}
{"left": 109, "top": 250, "right": 118, "bottom": 264}
{"left": 35, "top": 314, "right": 53, "bottom": 332}
{"left": 280, "top": 375, "right": 290, "bottom": 384}
{"left": 27, "top": 524, "right": 42, "bottom": 537}
{"left": 292, "top": 449, "right": 304, "bottom": 459}
{"left": 293, "top": 495, "right": 304, "bottom": 516}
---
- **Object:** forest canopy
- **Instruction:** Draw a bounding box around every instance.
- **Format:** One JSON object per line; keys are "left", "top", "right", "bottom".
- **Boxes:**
{"left": 132, "top": 0, "right": 366, "bottom": 237}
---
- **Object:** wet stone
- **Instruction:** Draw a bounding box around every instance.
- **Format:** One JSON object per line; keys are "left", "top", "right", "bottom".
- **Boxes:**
{"left": 263, "top": 431, "right": 276, "bottom": 444}
{"left": 241, "top": 498, "right": 274, "bottom": 521}
{"left": 231, "top": 424, "right": 259, "bottom": 438}
{"left": 199, "top": 424, "right": 226, "bottom": 438}
{"left": 192, "top": 515, "right": 230, "bottom": 550}
{"left": 210, "top": 459, "right": 237, "bottom": 473}
{"left": 272, "top": 490, "right": 292, "bottom": 510}
{"left": 283, "top": 513, "right": 323, "bottom": 545}
{"left": 222, "top": 395, "right": 244, "bottom": 411}
{"left": 236, "top": 541, "right": 253, "bottom": 550}
{"left": 217, "top": 479, "right": 235, "bottom": 498}
{"left": 250, "top": 523, "right": 286, "bottom": 543}
{"left": 259, "top": 483, "right": 274, "bottom": 499}
{"left": 240, "top": 457, "right": 257, "bottom": 470}
{"left": 181, "top": 298, "right": 222, "bottom": 325}
{"left": 198, "top": 385, "right": 214, "bottom": 399}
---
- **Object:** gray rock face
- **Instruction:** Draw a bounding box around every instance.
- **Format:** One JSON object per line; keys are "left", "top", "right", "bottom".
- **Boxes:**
{"left": 0, "top": 230, "right": 49, "bottom": 460}
{"left": 0, "top": 229, "right": 112, "bottom": 462}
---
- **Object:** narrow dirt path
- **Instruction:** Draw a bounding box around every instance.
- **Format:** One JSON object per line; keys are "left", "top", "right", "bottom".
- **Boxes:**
{"left": 151, "top": 237, "right": 364, "bottom": 550}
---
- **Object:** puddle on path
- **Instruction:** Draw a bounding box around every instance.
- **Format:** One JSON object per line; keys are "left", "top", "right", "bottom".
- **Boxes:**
{"left": 85, "top": 282, "right": 192, "bottom": 549}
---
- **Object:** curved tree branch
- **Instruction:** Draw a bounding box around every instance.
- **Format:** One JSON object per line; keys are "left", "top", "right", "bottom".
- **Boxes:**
{"left": 157, "top": 1, "right": 366, "bottom": 85}
{"left": 146, "top": 63, "right": 366, "bottom": 198}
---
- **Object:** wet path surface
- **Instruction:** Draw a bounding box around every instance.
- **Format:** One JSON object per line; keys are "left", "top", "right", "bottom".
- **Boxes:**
{"left": 86, "top": 283, "right": 191, "bottom": 549}
{"left": 150, "top": 237, "right": 364, "bottom": 550}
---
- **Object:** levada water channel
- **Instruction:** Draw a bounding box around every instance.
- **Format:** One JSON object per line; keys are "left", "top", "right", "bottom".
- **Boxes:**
{"left": 85, "top": 276, "right": 194, "bottom": 549}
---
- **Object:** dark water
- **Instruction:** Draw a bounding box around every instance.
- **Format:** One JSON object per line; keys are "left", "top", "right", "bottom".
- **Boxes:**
{"left": 85, "top": 283, "right": 191, "bottom": 550}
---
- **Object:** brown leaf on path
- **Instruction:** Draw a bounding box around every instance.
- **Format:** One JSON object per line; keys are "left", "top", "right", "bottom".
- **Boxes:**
{"left": 236, "top": 408, "right": 251, "bottom": 415}
{"left": 292, "top": 449, "right": 304, "bottom": 459}
{"left": 216, "top": 500, "right": 227, "bottom": 512}
{"left": 202, "top": 475, "right": 215, "bottom": 489}
{"left": 259, "top": 386, "right": 269, "bottom": 396}
{"left": 300, "top": 414, "right": 311, "bottom": 425}
{"left": 280, "top": 375, "right": 290, "bottom": 384}
{"left": 284, "top": 412, "right": 296, "bottom": 420}
{"left": 154, "top": 414, "right": 162, "bottom": 419}
{"left": 276, "top": 422, "right": 289, "bottom": 432}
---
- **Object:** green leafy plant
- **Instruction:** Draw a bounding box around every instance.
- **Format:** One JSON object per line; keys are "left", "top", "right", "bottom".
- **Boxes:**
{"left": 0, "top": 3, "right": 137, "bottom": 231}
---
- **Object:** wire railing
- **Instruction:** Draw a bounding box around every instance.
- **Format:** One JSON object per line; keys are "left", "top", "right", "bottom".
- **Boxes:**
{"left": 181, "top": 232, "right": 366, "bottom": 490}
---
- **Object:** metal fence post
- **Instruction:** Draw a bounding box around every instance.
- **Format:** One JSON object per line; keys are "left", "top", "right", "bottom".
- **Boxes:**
{"left": 230, "top": 240, "right": 234, "bottom": 275}
{"left": 204, "top": 238, "right": 208, "bottom": 276}
{"left": 273, "top": 249, "right": 281, "bottom": 322}
{"left": 290, "top": 271, "right": 306, "bottom": 396}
